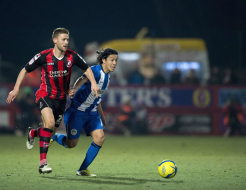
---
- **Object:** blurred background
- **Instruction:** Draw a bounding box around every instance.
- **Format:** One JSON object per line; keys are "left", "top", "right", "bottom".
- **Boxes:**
{"left": 0, "top": 0, "right": 246, "bottom": 137}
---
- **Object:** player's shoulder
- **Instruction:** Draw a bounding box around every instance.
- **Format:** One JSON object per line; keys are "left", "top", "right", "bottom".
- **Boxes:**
{"left": 40, "top": 48, "right": 53, "bottom": 55}
{"left": 91, "top": 65, "right": 101, "bottom": 71}
{"left": 90, "top": 65, "right": 102, "bottom": 77}
{"left": 66, "top": 49, "right": 77, "bottom": 54}
{"left": 29, "top": 49, "right": 49, "bottom": 63}
{"left": 66, "top": 49, "right": 86, "bottom": 62}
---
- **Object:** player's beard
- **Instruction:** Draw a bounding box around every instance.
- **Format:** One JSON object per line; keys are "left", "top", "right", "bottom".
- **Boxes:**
{"left": 57, "top": 44, "right": 67, "bottom": 53}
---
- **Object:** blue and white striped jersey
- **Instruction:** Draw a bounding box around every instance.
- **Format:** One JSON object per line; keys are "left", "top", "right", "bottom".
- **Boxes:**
{"left": 71, "top": 65, "right": 110, "bottom": 112}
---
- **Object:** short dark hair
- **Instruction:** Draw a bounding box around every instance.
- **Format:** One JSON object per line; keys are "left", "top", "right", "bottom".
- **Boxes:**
{"left": 96, "top": 48, "right": 118, "bottom": 64}
{"left": 52, "top": 28, "right": 69, "bottom": 38}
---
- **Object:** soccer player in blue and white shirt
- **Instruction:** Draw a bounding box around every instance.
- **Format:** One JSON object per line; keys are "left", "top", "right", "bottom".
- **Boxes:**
{"left": 51, "top": 48, "right": 118, "bottom": 176}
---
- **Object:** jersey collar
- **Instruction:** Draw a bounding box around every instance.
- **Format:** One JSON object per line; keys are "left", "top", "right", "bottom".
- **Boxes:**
{"left": 52, "top": 48, "right": 65, "bottom": 60}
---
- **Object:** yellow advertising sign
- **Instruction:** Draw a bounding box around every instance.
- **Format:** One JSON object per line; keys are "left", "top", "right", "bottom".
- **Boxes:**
{"left": 100, "top": 38, "right": 206, "bottom": 51}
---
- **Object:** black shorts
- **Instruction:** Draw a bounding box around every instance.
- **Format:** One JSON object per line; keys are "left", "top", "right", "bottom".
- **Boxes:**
{"left": 36, "top": 96, "right": 66, "bottom": 127}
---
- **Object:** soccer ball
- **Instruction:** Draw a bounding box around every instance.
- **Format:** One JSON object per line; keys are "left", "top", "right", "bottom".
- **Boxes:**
{"left": 158, "top": 160, "right": 177, "bottom": 178}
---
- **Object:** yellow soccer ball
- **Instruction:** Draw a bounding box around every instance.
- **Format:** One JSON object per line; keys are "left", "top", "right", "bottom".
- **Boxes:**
{"left": 158, "top": 160, "right": 177, "bottom": 178}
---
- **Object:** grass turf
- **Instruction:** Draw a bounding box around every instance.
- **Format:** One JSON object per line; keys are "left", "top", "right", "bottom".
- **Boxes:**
{"left": 0, "top": 135, "right": 246, "bottom": 190}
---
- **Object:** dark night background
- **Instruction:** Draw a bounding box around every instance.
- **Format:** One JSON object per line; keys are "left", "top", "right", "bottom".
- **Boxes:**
{"left": 0, "top": 0, "right": 245, "bottom": 81}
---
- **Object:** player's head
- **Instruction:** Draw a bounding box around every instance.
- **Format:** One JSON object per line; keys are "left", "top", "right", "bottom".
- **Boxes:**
{"left": 96, "top": 48, "right": 118, "bottom": 73}
{"left": 52, "top": 28, "right": 69, "bottom": 52}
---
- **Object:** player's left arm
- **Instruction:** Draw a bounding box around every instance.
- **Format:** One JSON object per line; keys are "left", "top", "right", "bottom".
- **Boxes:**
{"left": 97, "top": 103, "right": 106, "bottom": 128}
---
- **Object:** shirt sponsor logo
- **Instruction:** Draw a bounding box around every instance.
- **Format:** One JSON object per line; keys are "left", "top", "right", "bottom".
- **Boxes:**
{"left": 49, "top": 70, "right": 68, "bottom": 77}
{"left": 47, "top": 62, "right": 54, "bottom": 65}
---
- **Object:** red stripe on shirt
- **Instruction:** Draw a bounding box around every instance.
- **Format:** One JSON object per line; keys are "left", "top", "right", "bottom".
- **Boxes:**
{"left": 39, "top": 67, "right": 47, "bottom": 94}
{"left": 46, "top": 53, "right": 57, "bottom": 99}
{"left": 58, "top": 60, "right": 65, "bottom": 100}
{"left": 35, "top": 61, "right": 48, "bottom": 102}
{"left": 41, "top": 49, "right": 53, "bottom": 54}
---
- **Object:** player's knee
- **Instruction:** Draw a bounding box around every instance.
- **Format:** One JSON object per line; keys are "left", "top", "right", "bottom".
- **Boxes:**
{"left": 66, "top": 141, "right": 77, "bottom": 148}
{"left": 46, "top": 121, "right": 55, "bottom": 129}
{"left": 95, "top": 135, "right": 105, "bottom": 146}
{"left": 101, "top": 135, "right": 105, "bottom": 144}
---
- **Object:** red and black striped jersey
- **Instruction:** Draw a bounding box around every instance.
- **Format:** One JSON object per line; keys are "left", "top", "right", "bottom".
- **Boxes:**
{"left": 25, "top": 48, "right": 88, "bottom": 101}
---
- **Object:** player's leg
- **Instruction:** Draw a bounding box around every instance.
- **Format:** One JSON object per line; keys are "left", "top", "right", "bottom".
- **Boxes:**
{"left": 51, "top": 106, "right": 84, "bottom": 148}
{"left": 77, "top": 129, "right": 104, "bottom": 177}
{"left": 26, "top": 114, "right": 45, "bottom": 150}
{"left": 26, "top": 126, "right": 39, "bottom": 150}
{"left": 26, "top": 101, "right": 55, "bottom": 150}
{"left": 52, "top": 133, "right": 80, "bottom": 148}
{"left": 38, "top": 107, "right": 55, "bottom": 173}
{"left": 50, "top": 124, "right": 58, "bottom": 139}
{"left": 27, "top": 109, "right": 59, "bottom": 148}
{"left": 26, "top": 106, "right": 55, "bottom": 173}
{"left": 49, "top": 100, "right": 66, "bottom": 147}
{"left": 27, "top": 114, "right": 44, "bottom": 136}
{"left": 48, "top": 116, "right": 63, "bottom": 147}
{"left": 77, "top": 114, "right": 104, "bottom": 177}
{"left": 91, "top": 129, "right": 105, "bottom": 147}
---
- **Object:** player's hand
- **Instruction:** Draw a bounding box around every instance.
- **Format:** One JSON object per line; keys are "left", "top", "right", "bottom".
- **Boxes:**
{"left": 6, "top": 89, "right": 19, "bottom": 104}
{"left": 91, "top": 83, "right": 100, "bottom": 98}
{"left": 68, "top": 87, "right": 77, "bottom": 99}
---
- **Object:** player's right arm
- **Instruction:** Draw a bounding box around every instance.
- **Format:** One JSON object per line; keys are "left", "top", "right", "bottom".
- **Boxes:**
{"left": 6, "top": 68, "right": 28, "bottom": 104}
{"left": 6, "top": 53, "right": 43, "bottom": 104}
{"left": 68, "top": 76, "right": 89, "bottom": 98}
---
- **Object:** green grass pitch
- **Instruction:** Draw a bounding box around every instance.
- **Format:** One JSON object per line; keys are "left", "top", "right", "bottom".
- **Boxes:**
{"left": 0, "top": 135, "right": 246, "bottom": 190}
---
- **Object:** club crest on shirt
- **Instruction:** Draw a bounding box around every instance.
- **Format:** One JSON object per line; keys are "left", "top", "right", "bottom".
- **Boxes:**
{"left": 67, "top": 60, "right": 72, "bottom": 67}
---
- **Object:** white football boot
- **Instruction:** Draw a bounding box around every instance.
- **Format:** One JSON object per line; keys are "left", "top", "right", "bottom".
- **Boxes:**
{"left": 39, "top": 163, "right": 52, "bottom": 174}
{"left": 26, "top": 127, "right": 35, "bottom": 150}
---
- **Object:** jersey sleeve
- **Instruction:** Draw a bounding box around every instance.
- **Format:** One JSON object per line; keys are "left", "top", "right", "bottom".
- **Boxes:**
{"left": 74, "top": 53, "right": 89, "bottom": 70}
{"left": 25, "top": 53, "right": 43, "bottom": 73}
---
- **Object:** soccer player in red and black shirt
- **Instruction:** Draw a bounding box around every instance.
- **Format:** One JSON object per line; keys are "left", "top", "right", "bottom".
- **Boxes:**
{"left": 6, "top": 28, "right": 100, "bottom": 174}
